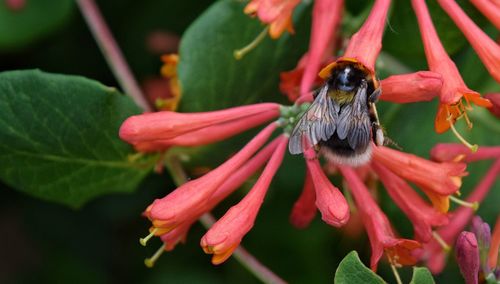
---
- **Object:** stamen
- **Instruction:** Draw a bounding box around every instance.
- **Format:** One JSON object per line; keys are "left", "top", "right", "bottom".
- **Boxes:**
{"left": 144, "top": 243, "right": 166, "bottom": 268}
{"left": 449, "top": 195, "right": 479, "bottom": 210}
{"left": 447, "top": 116, "right": 478, "bottom": 152}
{"left": 432, "top": 231, "right": 451, "bottom": 252}
{"left": 234, "top": 27, "right": 269, "bottom": 60}
{"left": 390, "top": 263, "right": 403, "bottom": 284}
{"left": 140, "top": 228, "right": 159, "bottom": 246}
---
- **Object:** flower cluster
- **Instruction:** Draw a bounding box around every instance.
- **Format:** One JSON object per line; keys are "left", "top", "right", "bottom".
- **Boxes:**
{"left": 119, "top": 0, "right": 499, "bottom": 276}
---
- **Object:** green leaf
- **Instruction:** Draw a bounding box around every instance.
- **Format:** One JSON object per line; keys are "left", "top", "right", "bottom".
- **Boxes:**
{"left": 0, "top": 70, "right": 155, "bottom": 208}
{"left": 177, "top": 0, "right": 311, "bottom": 112}
{"left": 410, "top": 267, "right": 435, "bottom": 284}
{"left": 334, "top": 251, "right": 386, "bottom": 284}
{"left": 0, "top": 0, "right": 74, "bottom": 51}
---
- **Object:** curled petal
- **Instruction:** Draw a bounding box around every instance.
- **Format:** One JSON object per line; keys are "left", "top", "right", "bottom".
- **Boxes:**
{"left": 379, "top": 71, "right": 442, "bottom": 103}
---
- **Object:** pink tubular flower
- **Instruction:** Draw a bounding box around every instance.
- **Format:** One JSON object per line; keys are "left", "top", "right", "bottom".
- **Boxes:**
{"left": 299, "top": 0, "right": 343, "bottom": 97}
{"left": 379, "top": 71, "right": 443, "bottom": 103}
{"left": 431, "top": 143, "right": 500, "bottom": 163}
{"left": 437, "top": 0, "right": 500, "bottom": 84}
{"left": 289, "top": 168, "right": 317, "bottom": 229}
{"left": 339, "top": 166, "right": 421, "bottom": 271}
{"left": 372, "top": 162, "right": 448, "bottom": 242}
{"left": 145, "top": 123, "right": 277, "bottom": 234}
{"left": 485, "top": 93, "right": 500, "bottom": 118}
{"left": 470, "top": 0, "right": 500, "bottom": 36}
{"left": 420, "top": 159, "right": 500, "bottom": 273}
{"left": 131, "top": 109, "right": 279, "bottom": 152}
{"left": 200, "top": 136, "right": 288, "bottom": 264}
{"left": 372, "top": 146, "right": 467, "bottom": 212}
{"left": 411, "top": 0, "right": 492, "bottom": 135}
{"left": 304, "top": 149, "right": 350, "bottom": 227}
{"left": 244, "top": 0, "right": 301, "bottom": 39}
{"left": 341, "top": 0, "right": 391, "bottom": 73}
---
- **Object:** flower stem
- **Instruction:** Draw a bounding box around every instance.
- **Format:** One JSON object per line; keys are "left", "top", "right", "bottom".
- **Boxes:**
{"left": 165, "top": 155, "right": 286, "bottom": 284}
{"left": 390, "top": 264, "right": 403, "bottom": 284}
{"left": 76, "top": 0, "right": 152, "bottom": 112}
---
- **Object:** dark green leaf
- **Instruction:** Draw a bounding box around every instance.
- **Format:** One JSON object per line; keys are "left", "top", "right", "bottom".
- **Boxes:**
{"left": 0, "top": 70, "right": 155, "bottom": 208}
{"left": 0, "top": 0, "right": 74, "bottom": 51}
{"left": 177, "top": 0, "right": 310, "bottom": 112}
{"left": 334, "top": 251, "right": 386, "bottom": 284}
{"left": 410, "top": 267, "right": 435, "bottom": 284}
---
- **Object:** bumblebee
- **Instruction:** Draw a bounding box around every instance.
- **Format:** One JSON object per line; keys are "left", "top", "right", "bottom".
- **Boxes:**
{"left": 289, "top": 59, "right": 384, "bottom": 166}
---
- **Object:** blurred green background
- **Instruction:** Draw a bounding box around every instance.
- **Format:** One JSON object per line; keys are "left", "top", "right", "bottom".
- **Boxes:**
{"left": 1, "top": 0, "right": 499, "bottom": 283}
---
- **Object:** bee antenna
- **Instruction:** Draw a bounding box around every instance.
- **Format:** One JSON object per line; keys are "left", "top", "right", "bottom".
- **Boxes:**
{"left": 384, "top": 136, "right": 402, "bottom": 151}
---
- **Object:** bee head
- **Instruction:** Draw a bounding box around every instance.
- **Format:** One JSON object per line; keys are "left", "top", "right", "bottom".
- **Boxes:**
{"left": 328, "top": 64, "right": 366, "bottom": 92}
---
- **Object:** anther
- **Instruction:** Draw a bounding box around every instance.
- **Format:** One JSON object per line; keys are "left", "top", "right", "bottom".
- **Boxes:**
{"left": 144, "top": 243, "right": 166, "bottom": 268}
{"left": 449, "top": 195, "right": 479, "bottom": 211}
{"left": 432, "top": 231, "right": 451, "bottom": 252}
{"left": 140, "top": 228, "right": 159, "bottom": 246}
{"left": 233, "top": 27, "right": 269, "bottom": 60}
{"left": 447, "top": 116, "right": 478, "bottom": 152}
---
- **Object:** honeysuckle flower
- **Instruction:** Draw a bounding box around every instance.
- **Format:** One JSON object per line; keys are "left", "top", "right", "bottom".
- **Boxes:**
{"left": 145, "top": 123, "right": 277, "bottom": 234}
{"left": 200, "top": 135, "right": 288, "bottom": 264}
{"left": 372, "top": 145, "right": 467, "bottom": 212}
{"left": 419, "top": 159, "right": 500, "bottom": 273}
{"left": 412, "top": 0, "right": 492, "bottom": 147}
{"left": 485, "top": 93, "right": 500, "bottom": 118}
{"left": 304, "top": 149, "right": 350, "bottom": 227}
{"left": 456, "top": 231, "right": 480, "bottom": 284}
{"left": 431, "top": 143, "right": 500, "bottom": 163}
{"left": 339, "top": 0, "right": 391, "bottom": 73}
{"left": 378, "top": 71, "right": 442, "bottom": 103}
{"left": 489, "top": 217, "right": 500, "bottom": 271}
{"left": 372, "top": 161, "right": 448, "bottom": 242}
{"left": 437, "top": 0, "right": 500, "bottom": 84}
{"left": 289, "top": 167, "right": 317, "bottom": 229}
{"left": 339, "top": 166, "right": 421, "bottom": 271}
{"left": 299, "top": 0, "right": 343, "bottom": 97}
{"left": 119, "top": 103, "right": 280, "bottom": 151}
{"left": 244, "top": 0, "right": 300, "bottom": 39}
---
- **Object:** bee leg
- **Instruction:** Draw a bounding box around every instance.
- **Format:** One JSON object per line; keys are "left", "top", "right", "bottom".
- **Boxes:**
{"left": 372, "top": 122, "right": 385, "bottom": 146}
{"left": 368, "top": 87, "right": 381, "bottom": 103}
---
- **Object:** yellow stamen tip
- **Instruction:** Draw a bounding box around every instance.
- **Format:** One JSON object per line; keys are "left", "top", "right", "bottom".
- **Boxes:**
{"left": 449, "top": 195, "right": 479, "bottom": 210}
{"left": 139, "top": 228, "right": 158, "bottom": 247}
{"left": 233, "top": 50, "right": 244, "bottom": 60}
{"left": 447, "top": 116, "right": 478, "bottom": 153}
{"left": 470, "top": 144, "right": 478, "bottom": 153}
{"left": 432, "top": 231, "right": 451, "bottom": 252}
{"left": 144, "top": 258, "right": 155, "bottom": 268}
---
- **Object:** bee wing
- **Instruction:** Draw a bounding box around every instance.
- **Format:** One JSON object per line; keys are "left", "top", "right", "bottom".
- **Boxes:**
{"left": 337, "top": 81, "right": 371, "bottom": 150}
{"left": 289, "top": 85, "right": 339, "bottom": 154}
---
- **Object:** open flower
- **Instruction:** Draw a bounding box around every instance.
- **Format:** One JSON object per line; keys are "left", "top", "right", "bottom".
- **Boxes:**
{"left": 372, "top": 161, "right": 448, "bottom": 242}
{"left": 419, "top": 159, "right": 500, "bottom": 273}
{"left": 372, "top": 145, "right": 467, "bottom": 212}
{"left": 411, "top": 0, "right": 492, "bottom": 150}
{"left": 339, "top": 166, "right": 421, "bottom": 271}
{"left": 244, "top": 0, "right": 301, "bottom": 39}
